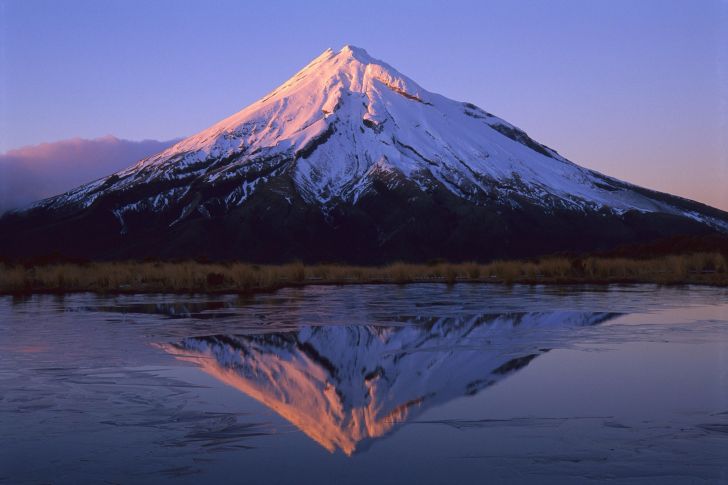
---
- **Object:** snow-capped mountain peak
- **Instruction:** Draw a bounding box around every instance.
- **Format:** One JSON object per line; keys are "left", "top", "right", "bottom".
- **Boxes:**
{"left": 5, "top": 45, "right": 726, "bottom": 262}
{"left": 127, "top": 43, "right": 434, "bottom": 197}
{"left": 39, "top": 45, "right": 726, "bottom": 223}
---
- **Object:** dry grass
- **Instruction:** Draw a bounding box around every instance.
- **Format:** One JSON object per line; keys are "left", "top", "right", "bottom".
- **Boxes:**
{"left": 0, "top": 252, "right": 726, "bottom": 294}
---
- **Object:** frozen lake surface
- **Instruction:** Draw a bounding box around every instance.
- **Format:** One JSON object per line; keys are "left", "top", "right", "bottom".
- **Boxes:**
{"left": 1, "top": 284, "right": 727, "bottom": 484}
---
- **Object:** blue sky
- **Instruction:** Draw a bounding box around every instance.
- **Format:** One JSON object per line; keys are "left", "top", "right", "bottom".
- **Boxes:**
{"left": 2, "top": 0, "right": 726, "bottom": 209}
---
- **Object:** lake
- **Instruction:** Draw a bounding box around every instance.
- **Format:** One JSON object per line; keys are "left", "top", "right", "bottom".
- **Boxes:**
{"left": 1, "top": 284, "right": 727, "bottom": 484}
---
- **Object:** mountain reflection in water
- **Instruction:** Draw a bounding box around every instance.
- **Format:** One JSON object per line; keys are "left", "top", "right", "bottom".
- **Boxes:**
{"left": 161, "top": 311, "right": 618, "bottom": 455}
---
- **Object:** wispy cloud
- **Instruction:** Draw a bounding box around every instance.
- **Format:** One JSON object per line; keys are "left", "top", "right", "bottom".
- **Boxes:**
{"left": 0, "top": 135, "right": 180, "bottom": 213}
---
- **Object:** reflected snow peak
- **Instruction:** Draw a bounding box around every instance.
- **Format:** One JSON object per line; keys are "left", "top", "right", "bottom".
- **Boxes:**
{"left": 161, "top": 311, "right": 617, "bottom": 455}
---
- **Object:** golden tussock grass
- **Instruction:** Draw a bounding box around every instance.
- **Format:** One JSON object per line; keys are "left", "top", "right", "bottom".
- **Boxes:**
{"left": 0, "top": 252, "right": 726, "bottom": 294}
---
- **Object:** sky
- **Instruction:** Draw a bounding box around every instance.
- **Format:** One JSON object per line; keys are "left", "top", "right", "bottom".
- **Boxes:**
{"left": 1, "top": 0, "right": 727, "bottom": 210}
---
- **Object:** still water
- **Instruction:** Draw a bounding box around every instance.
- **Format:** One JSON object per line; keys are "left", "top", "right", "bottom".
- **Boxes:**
{"left": 1, "top": 284, "right": 727, "bottom": 484}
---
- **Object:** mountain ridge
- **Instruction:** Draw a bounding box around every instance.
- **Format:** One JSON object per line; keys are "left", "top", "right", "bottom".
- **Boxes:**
{"left": 1, "top": 45, "right": 727, "bottom": 262}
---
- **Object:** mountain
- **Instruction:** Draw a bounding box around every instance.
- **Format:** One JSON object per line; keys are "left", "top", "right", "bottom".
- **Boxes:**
{"left": 2, "top": 45, "right": 727, "bottom": 262}
{"left": 161, "top": 311, "right": 618, "bottom": 455}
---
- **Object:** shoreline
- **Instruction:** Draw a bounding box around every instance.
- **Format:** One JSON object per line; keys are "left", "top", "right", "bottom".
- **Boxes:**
{"left": 1, "top": 253, "right": 726, "bottom": 295}
{"left": 1, "top": 279, "right": 727, "bottom": 298}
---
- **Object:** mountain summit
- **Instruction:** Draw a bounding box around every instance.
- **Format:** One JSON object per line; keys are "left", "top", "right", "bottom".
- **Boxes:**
{"left": 2, "top": 45, "right": 727, "bottom": 262}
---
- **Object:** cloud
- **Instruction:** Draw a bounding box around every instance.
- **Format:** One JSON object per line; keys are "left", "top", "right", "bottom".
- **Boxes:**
{"left": 0, "top": 135, "right": 180, "bottom": 214}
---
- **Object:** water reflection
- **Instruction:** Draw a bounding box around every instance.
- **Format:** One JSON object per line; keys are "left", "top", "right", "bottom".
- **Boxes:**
{"left": 161, "top": 311, "right": 618, "bottom": 455}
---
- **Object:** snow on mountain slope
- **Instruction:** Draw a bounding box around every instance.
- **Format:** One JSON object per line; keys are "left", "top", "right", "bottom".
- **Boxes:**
{"left": 161, "top": 311, "right": 617, "bottom": 455}
{"left": 31, "top": 45, "right": 728, "bottom": 232}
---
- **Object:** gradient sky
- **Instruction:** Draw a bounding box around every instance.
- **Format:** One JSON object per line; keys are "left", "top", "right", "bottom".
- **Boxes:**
{"left": 2, "top": 0, "right": 727, "bottom": 210}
